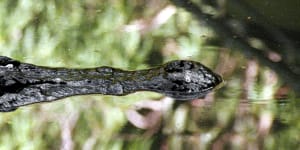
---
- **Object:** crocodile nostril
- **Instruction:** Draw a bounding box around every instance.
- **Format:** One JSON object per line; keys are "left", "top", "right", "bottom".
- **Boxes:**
{"left": 215, "top": 74, "right": 223, "bottom": 84}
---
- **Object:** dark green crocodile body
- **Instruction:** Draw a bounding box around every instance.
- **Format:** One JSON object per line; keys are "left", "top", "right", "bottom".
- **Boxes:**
{"left": 0, "top": 56, "right": 222, "bottom": 112}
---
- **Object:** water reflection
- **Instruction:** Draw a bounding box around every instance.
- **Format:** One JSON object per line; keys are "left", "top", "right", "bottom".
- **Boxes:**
{"left": 1, "top": 0, "right": 300, "bottom": 149}
{"left": 127, "top": 95, "right": 297, "bottom": 149}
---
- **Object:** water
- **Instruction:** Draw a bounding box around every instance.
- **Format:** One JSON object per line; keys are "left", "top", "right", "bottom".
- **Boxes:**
{"left": 1, "top": 0, "right": 300, "bottom": 149}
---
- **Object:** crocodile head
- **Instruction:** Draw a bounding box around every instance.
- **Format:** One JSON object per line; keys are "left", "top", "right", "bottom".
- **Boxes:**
{"left": 161, "top": 60, "right": 223, "bottom": 100}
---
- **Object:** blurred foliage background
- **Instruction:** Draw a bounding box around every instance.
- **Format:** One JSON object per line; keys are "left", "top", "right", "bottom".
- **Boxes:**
{"left": 0, "top": 0, "right": 300, "bottom": 150}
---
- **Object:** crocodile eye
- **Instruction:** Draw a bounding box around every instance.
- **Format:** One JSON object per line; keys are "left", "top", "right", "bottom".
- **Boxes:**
{"left": 164, "top": 60, "right": 195, "bottom": 73}
{"left": 181, "top": 61, "right": 195, "bottom": 70}
{"left": 0, "top": 56, "right": 20, "bottom": 67}
{"left": 165, "top": 61, "right": 181, "bottom": 72}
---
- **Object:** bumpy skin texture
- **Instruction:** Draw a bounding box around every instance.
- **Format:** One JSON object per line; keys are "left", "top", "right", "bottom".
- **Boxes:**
{"left": 0, "top": 56, "right": 222, "bottom": 112}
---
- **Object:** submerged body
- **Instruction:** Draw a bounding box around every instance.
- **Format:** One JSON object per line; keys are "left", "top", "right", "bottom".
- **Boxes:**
{"left": 0, "top": 56, "right": 222, "bottom": 112}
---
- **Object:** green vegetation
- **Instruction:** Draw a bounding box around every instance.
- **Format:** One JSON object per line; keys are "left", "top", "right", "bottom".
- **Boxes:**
{"left": 0, "top": 0, "right": 299, "bottom": 149}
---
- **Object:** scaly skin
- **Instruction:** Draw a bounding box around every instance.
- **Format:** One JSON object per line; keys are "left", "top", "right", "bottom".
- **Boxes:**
{"left": 0, "top": 56, "right": 222, "bottom": 112}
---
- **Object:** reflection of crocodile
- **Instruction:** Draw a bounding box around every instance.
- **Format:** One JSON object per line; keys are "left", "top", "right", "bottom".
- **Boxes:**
{"left": 0, "top": 56, "right": 222, "bottom": 112}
